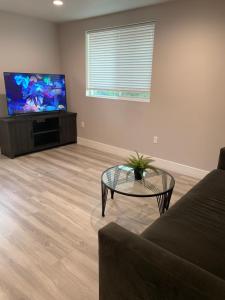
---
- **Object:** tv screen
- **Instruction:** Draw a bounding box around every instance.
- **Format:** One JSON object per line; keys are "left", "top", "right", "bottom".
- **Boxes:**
{"left": 4, "top": 72, "right": 67, "bottom": 116}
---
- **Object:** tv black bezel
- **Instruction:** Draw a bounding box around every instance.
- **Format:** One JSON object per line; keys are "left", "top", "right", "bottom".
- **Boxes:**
{"left": 3, "top": 71, "right": 68, "bottom": 117}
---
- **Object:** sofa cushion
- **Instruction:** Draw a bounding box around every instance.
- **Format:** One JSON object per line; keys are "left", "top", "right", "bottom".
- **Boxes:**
{"left": 141, "top": 169, "right": 225, "bottom": 280}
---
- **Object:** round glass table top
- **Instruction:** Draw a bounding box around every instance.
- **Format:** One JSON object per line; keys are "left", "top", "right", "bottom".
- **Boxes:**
{"left": 102, "top": 165, "right": 175, "bottom": 197}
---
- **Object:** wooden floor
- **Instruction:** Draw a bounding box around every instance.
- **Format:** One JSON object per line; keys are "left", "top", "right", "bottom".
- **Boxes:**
{"left": 0, "top": 144, "right": 199, "bottom": 300}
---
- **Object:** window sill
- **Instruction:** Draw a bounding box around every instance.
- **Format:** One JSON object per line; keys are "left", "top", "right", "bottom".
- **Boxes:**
{"left": 86, "top": 94, "right": 150, "bottom": 103}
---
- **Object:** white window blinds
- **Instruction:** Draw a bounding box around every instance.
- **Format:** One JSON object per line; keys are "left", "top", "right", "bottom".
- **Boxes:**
{"left": 86, "top": 22, "right": 155, "bottom": 102}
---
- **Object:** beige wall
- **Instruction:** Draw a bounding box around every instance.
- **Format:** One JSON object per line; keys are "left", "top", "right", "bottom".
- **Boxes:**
{"left": 0, "top": 11, "right": 61, "bottom": 116}
{"left": 59, "top": 0, "right": 225, "bottom": 171}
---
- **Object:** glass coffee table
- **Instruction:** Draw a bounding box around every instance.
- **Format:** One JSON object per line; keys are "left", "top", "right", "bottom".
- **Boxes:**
{"left": 101, "top": 165, "right": 175, "bottom": 217}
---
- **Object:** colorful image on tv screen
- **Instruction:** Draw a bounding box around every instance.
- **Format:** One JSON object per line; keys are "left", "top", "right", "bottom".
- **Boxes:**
{"left": 4, "top": 72, "right": 67, "bottom": 115}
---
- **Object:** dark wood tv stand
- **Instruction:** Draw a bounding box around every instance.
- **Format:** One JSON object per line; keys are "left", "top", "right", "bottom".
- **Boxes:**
{"left": 0, "top": 112, "right": 77, "bottom": 158}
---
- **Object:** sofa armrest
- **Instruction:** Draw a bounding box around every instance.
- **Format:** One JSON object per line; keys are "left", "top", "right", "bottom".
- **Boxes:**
{"left": 218, "top": 148, "right": 225, "bottom": 170}
{"left": 99, "top": 222, "right": 225, "bottom": 300}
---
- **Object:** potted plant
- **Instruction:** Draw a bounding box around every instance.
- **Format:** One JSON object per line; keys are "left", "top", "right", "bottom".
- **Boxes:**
{"left": 126, "top": 151, "right": 155, "bottom": 180}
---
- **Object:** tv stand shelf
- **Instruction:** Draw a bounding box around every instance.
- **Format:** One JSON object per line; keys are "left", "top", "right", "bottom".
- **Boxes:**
{"left": 33, "top": 129, "right": 59, "bottom": 135}
{"left": 0, "top": 112, "right": 77, "bottom": 158}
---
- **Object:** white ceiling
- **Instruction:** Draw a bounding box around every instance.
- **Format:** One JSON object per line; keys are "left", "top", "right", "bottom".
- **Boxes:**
{"left": 0, "top": 0, "right": 171, "bottom": 23}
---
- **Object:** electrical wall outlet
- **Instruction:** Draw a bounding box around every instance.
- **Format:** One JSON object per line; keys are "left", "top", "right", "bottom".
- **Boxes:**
{"left": 153, "top": 136, "right": 158, "bottom": 144}
{"left": 81, "top": 121, "right": 85, "bottom": 128}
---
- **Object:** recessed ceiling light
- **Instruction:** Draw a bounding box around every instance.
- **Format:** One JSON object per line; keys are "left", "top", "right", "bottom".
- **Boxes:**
{"left": 53, "top": 0, "right": 64, "bottom": 6}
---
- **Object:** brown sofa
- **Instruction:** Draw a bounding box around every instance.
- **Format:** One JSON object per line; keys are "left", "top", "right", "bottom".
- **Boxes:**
{"left": 99, "top": 148, "right": 225, "bottom": 300}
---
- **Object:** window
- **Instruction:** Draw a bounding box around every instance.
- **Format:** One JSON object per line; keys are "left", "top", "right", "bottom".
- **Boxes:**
{"left": 86, "top": 22, "right": 155, "bottom": 102}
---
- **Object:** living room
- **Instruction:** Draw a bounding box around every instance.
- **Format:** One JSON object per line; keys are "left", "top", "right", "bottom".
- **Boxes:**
{"left": 0, "top": 0, "right": 225, "bottom": 299}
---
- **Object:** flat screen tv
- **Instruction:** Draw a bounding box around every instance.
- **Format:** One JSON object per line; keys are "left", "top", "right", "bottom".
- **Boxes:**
{"left": 4, "top": 72, "right": 67, "bottom": 116}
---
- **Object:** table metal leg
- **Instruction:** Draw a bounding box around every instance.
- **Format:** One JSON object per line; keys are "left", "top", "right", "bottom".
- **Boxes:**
{"left": 101, "top": 181, "right": 108, "bottom": 217}
{"left": 156, "top": 189, "right": 173, "bottom": 215}
{"left": 110, "top": 190, "right": 114, "bottom": 199}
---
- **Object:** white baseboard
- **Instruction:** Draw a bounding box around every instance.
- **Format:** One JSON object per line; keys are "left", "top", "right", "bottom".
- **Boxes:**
{"left": 78, "top": 137, "right": 209, "bottom": 179}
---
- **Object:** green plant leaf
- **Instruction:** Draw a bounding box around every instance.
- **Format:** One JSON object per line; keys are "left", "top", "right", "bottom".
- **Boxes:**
{"left": 125, "top": 151, "right": 155, "bottom": 171}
